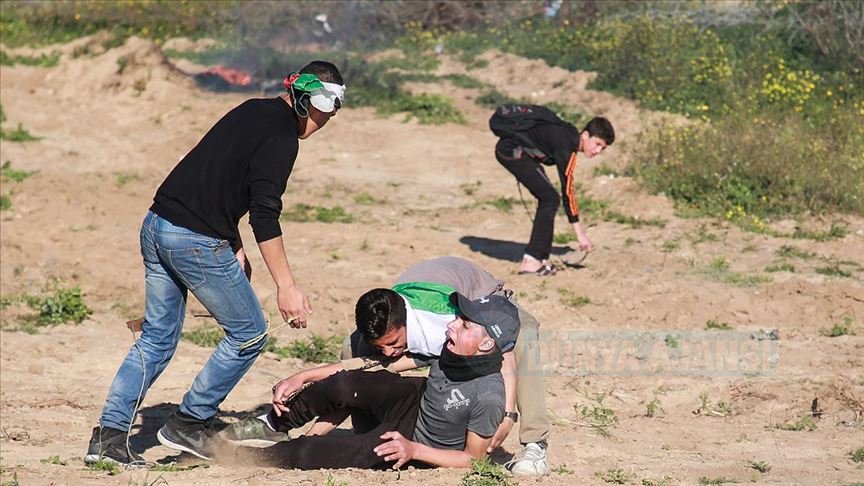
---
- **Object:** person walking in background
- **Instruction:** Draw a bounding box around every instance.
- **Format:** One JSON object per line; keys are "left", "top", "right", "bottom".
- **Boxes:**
{"left": 84, "top": 61, "right": 346, "bottom": 465}
{"left": 490, "top": 105, "right": 614, "bottom": 276}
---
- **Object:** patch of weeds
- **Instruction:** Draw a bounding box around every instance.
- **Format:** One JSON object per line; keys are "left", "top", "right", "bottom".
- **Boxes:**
{"left": 267, "top": 334, "right": 343, "bottom": 363}
{"left": 577, "top": 392, "right": 618, "bottom": 436}
{"left": 466, "top": 58, "right": 490, "bottom": 70}
{"left": 281, "top": 204, "right": 354, "bottom": 223}
{"left": 115, "top": 171, "right": 141, "bottom": 187}
{"left": 0, "top": 194, "right": 11, "bottom": 211}
{"left": 354, "top": 192, "right": 385, "bottom": 205}
{"left": 821, "top": 316, "right": 854, "bottom": 337}
{"left": 596, "top": 468, "right": 635, "bottom": 484}
{"left": 702, "top": 257, "right": 772, "bottom": 287}
{"left": 545, "top": 102, "right": 590, "bottom": 128}
{"left": 645, "top": 397, "right": 665, "bottom": 418}
{"left": 325, "top": 474, "right": 349, "bottom": 486}
{"left": 605, "top": 210, "right": 667, "bottom": 229}
{"left": 705, "top": 319, "right": 733, "bottom": 331}
{"left": 0, "top": 50, "right": 60, "bottom": 67}
{"left": 485, "top": 197, "right": 517, "bottom": 213}
{"left": 442, "top": 73, "right": 486, "bottom": 89}
{"left": 1, "top": 161, "right": 36, "bottom": 182}
{"left": 593, "top": 165, "right": 620, "bottom": 177}
{"left": 776, "top": 245, "right": 815, "bottom": 259}
{"left": 388, "top": 93, "right": 465, "bottom": 125}
{"left": 776, "top": 415, "right": 817, "bottom": 431}
{"left": 747, "top": 460, "right": 771, "bottom": 474}
{"left": 1, "top": 472, "right": 19, "bottom": 486}
{"left": 0, "top": 123, "right": 41, "bottom": 142}
{"left": 554, "top": 233, "right": 577, "bottom": 244}
{"left": 791, "top": 223, "right": 848, "bottom": 241}
{"left": 474, "top": 89, "right": 524, "bottom": 109}
{"left": 116, "top": 55, "right": 128, "bottom": 74}
{"left": 624, "top": 237, "right": 637, "bottom": 246}
{"left": 698, "top": 478, "right": 736, "bottom": 485}
{"left": 459, "top": 180, "right": 481, "bottom": 196}
{"left": 849, "top": 447, "right": 864, "bottom": 463}
{"left": 23, "top": 283, "right": 92, "bottom": 326}
{"left": 693, "top": 393, "right": 733, "bottom": 417}
{"left": 664, "top": 334, "right": 680, "bottom": 349}
{"left": 661, "top": 239, "right": 680, "bottom": 253}
{"left": 641, "top": 479, "right": 673, "bottom": 486}
{"left": 40, "top": 455, "right": 67, "bottom": 466}
{"left": 558, "top": 288, "right": 591, "bottom": 308}
{"left": 688, "top": 224, "right": 719, "bottom": 244}
{"left": 86, "top": 459, "right": 120, "bottom": 475}
{"left": 764, "top": 262, "right": 795, "bottom": 273}
{"left": 182, "top": 326, "right": 223, "bottom": 348}
{"left": 815, "top": 262, "right": 853, "bottom": 278}
{"left": 552, "top": 465, "right": 574, "bottom": 475}
{"left": 461, "top": 457, "right": 513, "bottom": 486}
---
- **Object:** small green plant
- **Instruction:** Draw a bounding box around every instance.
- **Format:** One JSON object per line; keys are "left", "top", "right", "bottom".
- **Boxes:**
{"left": 849, "top": 447, "right": 864, "bottom": 463}
{"left": 115, "top": 171, "right": 141, "bottom": 187}
{"left": 459, "top": 180, "right": 482, "bottom": 196}
{"left": 268, "top": 334, "right": 343, "bottom": 363}
{"left": 792, "top": 223, "right": 848, "bottom": 241}
{"left": 182, "top": 326, "right": 224, "bottom": 347}
{"left": 353, "top": 192, "right": 385, "bottom": 205}
{"left": 815, "top": 263, "right": 853, "bottom": 278}
{"left": 641, "top": 478, "right": 673, "bottom": 486}
{"left": 24, "top": 283, "right": 92, "bottom": 326}
{"left": 461, "top": 457, "right": 513, "bottom": 486}
{"left": 325, "top": 474, "right": 349, "bottom": 486}
{"left": 777, "top": 415, "right": 817, "bottom": 431}
{"left": 552, "top": 465, "right": 574, "bottom": 475}
{"left": 776, "top": 245, "right": 815, "bottom": 260}
{"left": 578, "top": 392, "right": 618, "bottom": 436}
{"left": 40, "top": 455, "right": 67, "bottom": 466}
{"left": 0, "top": 123, "right": 41, "bottom": 142}
{"left": 86, "top": 459, "right": 120, "bottom": 475}
{"left": 0, "top": 50, "right": 60, "bottom": 67}
{"left": 1, "top": 472, "right": 19, "bottom": 486}
{"left": 664, "top": 334, "right": 679, "bottom": 349}
{"left": 485, "top": 197, "right": 517, "bottom": 213}
{"left": 821, "top": 316, "right": 854, "bottom": 337}
{"left": 604, "top": 210, "right": 666, "bottom": 229}
{"left": 281, "top": 204, "right": 354, "bottom": 223}
{"left": 693, "top": 393, "right": 733, "bottom": 417}
{"left": 703, "top": 257, "right": 772, "bottom": 287}
{"left": 705, "top": 319, "right": 733, "bottom": 331}
{"left": 764, "top": 262, "right": 795, "bottom": 273}
{"left": 389, "top": 93, "right": 465, "bottom": 125}
{"left": 698, "top": 478, "right": 736, "bottom": 485}
{"left": 558, "top": 288, "right": 591, "bottom": 308}
{"left": 661, "top": 240, "right": 680, "bottom": 253}
{"left": 597, "top": 468, "right": 635, "bottom": 484}
{"left": 645, "top": 397, "right": 665, "bottom": 418}
{"left": 554, "top": 232, "right": 577, "bottom": 244}
{"left": 1, "top": 161, "right": 36, "bottom": 182}
{"left": 0, "top": 194, "right": 11, "bottom": 211}
{"left": 747, "top": 460, "right": 771, "bottom": 473}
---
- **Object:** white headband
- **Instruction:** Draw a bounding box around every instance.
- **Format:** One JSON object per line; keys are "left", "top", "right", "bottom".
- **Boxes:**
{"left": 309, "top": 82, "right": 345, "bottom": 113}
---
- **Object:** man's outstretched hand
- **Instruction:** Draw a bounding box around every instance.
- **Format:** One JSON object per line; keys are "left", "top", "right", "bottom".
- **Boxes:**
{"left": 486, "top": 416, "right": 515, "bottom": 452}
{"left": 374, "top": 431, "right": 417, "bottom": 469}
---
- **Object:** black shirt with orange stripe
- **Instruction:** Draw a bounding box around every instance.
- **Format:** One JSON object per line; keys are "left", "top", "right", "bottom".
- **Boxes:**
{"left": 504, "top": 121, "right": 582, "bottom": 222}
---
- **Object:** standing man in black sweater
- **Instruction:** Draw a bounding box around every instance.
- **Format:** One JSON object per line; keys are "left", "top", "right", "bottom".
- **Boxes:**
{"left": 85, "top": 61, "right": 345, "bottom": 466}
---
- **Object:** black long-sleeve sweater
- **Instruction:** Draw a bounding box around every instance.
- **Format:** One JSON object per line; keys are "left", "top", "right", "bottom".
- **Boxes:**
{"left": 151, "top": 97, "right": 299, "bottom": 248}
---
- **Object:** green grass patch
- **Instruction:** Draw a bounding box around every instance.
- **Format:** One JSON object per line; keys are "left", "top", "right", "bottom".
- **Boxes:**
{"left": 664, "top": 334, "right": 680, "bottom": 349}
{"left": 577, "top": 392, "right": 618, "bottom": 436}
{"left": 484, "top": 197, "right": 518, "bottom": 213}
{"left": 115, "top": 171, "right": 141, "bottom": 187}
{"left": 693, "top": 393, "right": 733, "bottom": 417}
{"left": 461, "top": 457, "right": 513, "bottom": 486}
{"left": 821, "top": 316, "right": 854, "bottom": 337}
{"left": 558, "top": 288, "right": 591, "bottom": 308}
{"left": 777, "top": 415, "right": 817, "bottom": 431}
{"left": 281, "top": 204, "right": 354, "bottom": 223}
{"left": 0, "top": 123, "right": 41, "bottom": 142}
{"left": 604, "top": 210, "right": 666, "bottom": 229}
{"left": 0, "top": 50, "right": 60, "bottom": 67}
{"left": 705, "top": 319, "right": 733, "bottom": 331}
{"left": 596, "top": 468, "right": 634, "bottom": 484}
{"left": 353, "top": 192, "right": 385, "bottom": 205}
{"left": 384, "top": 93, "right": 465, "bottom": 125}
{"left": 553, "top": 233, "right": 576, "bottom": 244}
{"left": 702, "top": 257, "right": 772, "bottom": 287}
{"left": 849, "top": 447, "right": 864, "bottom": 463}
{"left": 151, "top": 463, "right": 210, "bottom": 472}
{"left": 791, "top": 223, "right": 849, "bottom": 241}
{"left": 1, "top": 161, "right": 36, "bottom": 182}
{"left": 645, "top": 398, "right": 664, "bottom": 418}
{"left": 776, "top": 245, "right": 815, "bottom": 260}
{"left": 747, "top": 460, "right": 771, "bottom": 474}
{"left": 39, "top": 455, "right": 67, "bottom": 466}
{"left": 22, "top": 283, "right": 92, "bottom": 327}
{"left": 814, "top": 262, "right": 853, "bottom": 278}
{"left": 0, "top": 194, "right": 11, "bottom": 212}
{"left": 697, "top": 477, "right": 737, "bottom": 485}
{"left": 182, "top": 327, "right": 341, "bottom": 363}
{"left": 593, "top": 165, "right": 620, "bottom": 177}
{"left": 764, "top": 262, "right": 795, "bottom": 273}
{"left": 85, "top": 459, "right": 120, "bottom": 475}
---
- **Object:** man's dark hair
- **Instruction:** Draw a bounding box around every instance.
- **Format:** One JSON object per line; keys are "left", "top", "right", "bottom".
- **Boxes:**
{"left": 355, "top": 288, "right": 406, "bottom": 341}
{"left": 583, "top": 117, "right": 615, "bottom": 145}
{"left": 299, "top": 60, "right": 344, "bottom": 85}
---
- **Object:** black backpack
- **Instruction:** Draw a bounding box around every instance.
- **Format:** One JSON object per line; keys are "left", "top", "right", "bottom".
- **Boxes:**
{"left": 489, "top": 104, "right": 567, "bottom": 143}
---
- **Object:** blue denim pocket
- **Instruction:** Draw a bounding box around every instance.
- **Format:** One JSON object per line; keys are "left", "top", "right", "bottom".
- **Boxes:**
{"left": 165, "top": 247, "right": 207, "bottom": 290}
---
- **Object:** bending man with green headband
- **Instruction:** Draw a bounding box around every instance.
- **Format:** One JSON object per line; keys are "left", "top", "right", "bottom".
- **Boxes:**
{"left": 85, "top": 61, "right": 346, "bottom": 465}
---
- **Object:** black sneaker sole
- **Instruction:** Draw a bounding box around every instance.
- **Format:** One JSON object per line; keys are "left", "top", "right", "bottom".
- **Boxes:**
{"left": 156, "top": 428, "right": 213, "bottom": 461}
{"left": 83, "top": 453, "right": 148, "bottom": 468}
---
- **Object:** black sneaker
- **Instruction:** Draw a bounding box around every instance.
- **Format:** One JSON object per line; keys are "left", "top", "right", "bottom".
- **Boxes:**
{"left": 156, "top": 411, "right": 222, "bottom": 460}
{"left": 83, "top": 426, "right": 146, "bottom": 467}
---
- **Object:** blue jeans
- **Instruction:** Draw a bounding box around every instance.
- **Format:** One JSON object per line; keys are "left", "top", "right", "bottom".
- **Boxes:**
{"left": 100, "top": 211, "right": 268, "bottom": 431}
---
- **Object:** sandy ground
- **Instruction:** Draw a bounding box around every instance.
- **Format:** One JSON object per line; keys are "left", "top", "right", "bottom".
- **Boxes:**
{"left": 1, "top": 36, "right": 863, "bottom": 485}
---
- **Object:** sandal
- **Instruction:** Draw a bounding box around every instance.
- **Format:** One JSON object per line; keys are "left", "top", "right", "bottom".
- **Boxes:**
{"left": 518, "top": 264, "right": 558, "bottom": 276}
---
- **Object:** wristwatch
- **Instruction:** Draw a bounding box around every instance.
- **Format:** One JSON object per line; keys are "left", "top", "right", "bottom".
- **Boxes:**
{"left": 503, "top": 411, "right": 519, "bottom": 422}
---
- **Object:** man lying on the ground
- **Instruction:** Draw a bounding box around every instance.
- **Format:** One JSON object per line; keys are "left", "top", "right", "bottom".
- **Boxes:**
{"left": 233, "top": 257, "right": 551, "bottom": 475}
{"left": 228, "top": 293, "right": 520, "bottom": 470}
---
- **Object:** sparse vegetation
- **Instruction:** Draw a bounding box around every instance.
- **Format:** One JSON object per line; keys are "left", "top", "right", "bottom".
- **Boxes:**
{"left": 705, "top": 319, "right": 733, "bottom": 331}
{"left": 1, "top": 161, "right": 36, "bottom": 182}
{"left": 485, "top": 197, "right": 517, "bottom": 213}
{"left": 764, "top": 262, "right": 795, "bottom": 273}
{"left": 115, "top": 171, "right": 141, "bottom": 187}
{"left": 558, "top": 288, "right": 591, "bottom": 308}
{"left": 597, "top": 468, "right": 635, "bottom": 484}
{"left": 22, "top": 283, "right": 92, "bottom": 327}
{"left": 698, "top": 477, "right": 736, "bottom": 485}
{"left": 849, "top": 447, "right": 864, "bottom": 463}
{"left": 815, "top": 262, "right": 853, "bottom": 278}
{"left": 39, "top": 456, "right": 67, "bottom": 466}
{"left": 353, "top": 192, "right": 385, "bottom": 205}
{"left": 281, "top": 204, "right": 354, "bottom": 223}
{"left": 776, "top": 245, "right": 816, "bottom": 260}
{"left": 664, "top": 334, "right": 680, "bottom": 349}
{"left": 0, "top": 50, "right": 60, "bottom": 67}
{"left": 86, "top": 459, "right": 120, "bottom": 475}
{"left": 702, "top": 257, "right": 772, "bottom": 287}
{"left": 552, "top": 465, "right": 574, "bottom": 475}
{"left": 577, "top": 392, "right": 618, "bottom": 436}
{"left": 593, "top": 165, "right": 620, "bottom": 178}
{"left": 777, "top": 415, "right": 818, "bottom": 431}
{"left": 747, "top": 460, "right": 771, "bottom": 473}
{"left": 0, "top": 194, "right": 11, "bottom": 212}
{"left": 461, "top": 457, "right": 513, "bottom": 486}
{"left": 821, "top": 316, "right": 854, "bottom": 337}
{"left": 645, "top": 398, "right": 664, "bottom": 418}
{"left": 182, "top": 326, "right": 342, "bottom": 363}
{"left": 693, "top": 393, "right": 733, "bottom": 417}
{"left": 792, "top": 223, "right": 849, "bottom": 242}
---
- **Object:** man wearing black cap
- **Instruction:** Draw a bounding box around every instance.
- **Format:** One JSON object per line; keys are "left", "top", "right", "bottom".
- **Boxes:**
{"left": 231, "top": 293, "right": 520, "bottom": 470}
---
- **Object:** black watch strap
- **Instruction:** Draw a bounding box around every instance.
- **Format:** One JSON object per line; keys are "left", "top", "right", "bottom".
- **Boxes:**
{"left": 503, "top": 411, "right": 519, "bottom": 422}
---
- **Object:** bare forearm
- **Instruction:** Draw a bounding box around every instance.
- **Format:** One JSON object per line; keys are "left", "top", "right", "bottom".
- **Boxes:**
{"left": 258, "top": 236, "right": 296, "bottom": 288}
{"left": 412, "top": 443, "right": 478, "bottom": 468}
{"left": 502, "top": 352, "right": 518, "bottom": 413}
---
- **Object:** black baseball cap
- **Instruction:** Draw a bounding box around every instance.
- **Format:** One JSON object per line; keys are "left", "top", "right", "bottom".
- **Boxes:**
{"left": 449, "top": 292, "right": 521, "bottom": 352}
